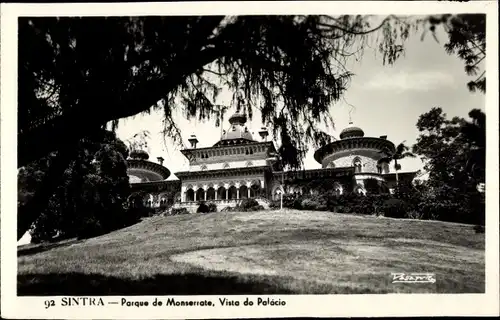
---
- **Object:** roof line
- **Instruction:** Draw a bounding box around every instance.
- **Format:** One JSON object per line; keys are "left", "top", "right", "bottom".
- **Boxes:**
{"left": 180, "top": 140, "right": 275, "bottom": 153}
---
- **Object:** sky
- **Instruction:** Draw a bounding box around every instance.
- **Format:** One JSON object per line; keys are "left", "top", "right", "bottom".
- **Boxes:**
{"left": 113, "top": 17, "right": 485, "bottom": 181}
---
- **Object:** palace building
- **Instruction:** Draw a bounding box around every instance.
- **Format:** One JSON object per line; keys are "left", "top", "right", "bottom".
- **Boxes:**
{"left": 126, "top": 112, "right": 418, "bottom": 212}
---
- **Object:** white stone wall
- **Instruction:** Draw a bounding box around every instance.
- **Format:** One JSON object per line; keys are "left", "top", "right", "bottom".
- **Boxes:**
{"left": 330, "top": 154, "right": 379, "bottom": 173}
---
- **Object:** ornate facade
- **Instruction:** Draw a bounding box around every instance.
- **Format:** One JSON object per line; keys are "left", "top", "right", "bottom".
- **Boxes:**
{"left": 126, "top": 113, "right": 418, "bottom": 212}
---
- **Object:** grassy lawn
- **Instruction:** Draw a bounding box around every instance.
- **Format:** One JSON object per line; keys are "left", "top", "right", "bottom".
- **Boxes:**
{"left": 17, "top": 209, "right": 485, "bottom": 295}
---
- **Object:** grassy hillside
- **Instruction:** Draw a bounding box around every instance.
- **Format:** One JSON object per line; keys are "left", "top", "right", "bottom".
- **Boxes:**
{"left": 18, "top": 210, "right": 485, "bottom": 295}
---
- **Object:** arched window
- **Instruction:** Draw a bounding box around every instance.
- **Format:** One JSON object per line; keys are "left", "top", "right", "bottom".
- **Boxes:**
{"left": 185, "top": 189, "right": 195, "bottom": 202}
{"left": 206, "top": 187, "right": 216, "bottom": 200}
{"left": 353, "top": 157, "right": 362, "bottom": 173}
{"left": 217, "top": 186, "right": 227, "bottom": 200}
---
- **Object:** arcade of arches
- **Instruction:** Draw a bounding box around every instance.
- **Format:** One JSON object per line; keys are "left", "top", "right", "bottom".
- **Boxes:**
{"left": 183, "top": 179, "right": 264, "bottom": 202}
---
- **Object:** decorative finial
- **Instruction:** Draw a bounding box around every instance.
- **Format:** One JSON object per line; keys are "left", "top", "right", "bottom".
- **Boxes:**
{"left": 188, "top": 134, "right": 199, "bottom": 149}
{"left": 258, "top": 127, "right": 269, "bottom": 141}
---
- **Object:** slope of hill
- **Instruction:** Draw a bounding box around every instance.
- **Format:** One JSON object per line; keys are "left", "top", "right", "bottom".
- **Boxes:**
{"left": 18, "top": 210, "right": 485, "bottom": 295}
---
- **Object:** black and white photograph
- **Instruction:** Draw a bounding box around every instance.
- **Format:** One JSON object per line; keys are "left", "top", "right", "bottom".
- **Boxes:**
{"left": 1, "top": 1, "right": 498, "bottom": 319}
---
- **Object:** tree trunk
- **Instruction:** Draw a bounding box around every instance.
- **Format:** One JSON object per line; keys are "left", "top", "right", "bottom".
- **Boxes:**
{"left": 394, "top": 159, "right": 399, "bottom": 188}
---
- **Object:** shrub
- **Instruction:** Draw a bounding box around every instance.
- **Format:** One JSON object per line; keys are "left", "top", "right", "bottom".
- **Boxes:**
{"left": 239, "top": 198, "right": 264, "bottom": 212}
{"left": 406, "top": 210, "right": 424, "bottom": 219}
{"left": 207, "top": 202, "right": 218, "bottom": 213}
{"left": 269, "top": 200, "right": 281, "bottom": 210}
{"left": 149, "top": 207, "right": 169, "bottom": 216}
{"left": 171, "top": 208, "right": 189, "bottom": 215}
{"left": 300, "top": 197, "right": 327, "bottom": 211}
{"left": 240, "top": 198, "right": 259, "bottom": 210}
{"left": 381, "top": 198, "right": 408, "bottom": 218}
{"left": 417, "top": 200, "right": 462, "bottom": 221}
{"left": 245, "top": 204, "right": 265, "bottom": 211}
{"left": 196, "top": 202, "right": 210, "bottom": 213}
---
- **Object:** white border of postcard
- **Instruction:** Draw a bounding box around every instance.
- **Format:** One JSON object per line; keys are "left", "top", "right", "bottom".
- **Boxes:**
{"left": 1, "top": 1, "right": 499, "bottom": 318}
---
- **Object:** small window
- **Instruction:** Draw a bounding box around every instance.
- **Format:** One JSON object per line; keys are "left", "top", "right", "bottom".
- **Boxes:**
{"left": 232, "top": 126, "right": 237, "bottom": 131}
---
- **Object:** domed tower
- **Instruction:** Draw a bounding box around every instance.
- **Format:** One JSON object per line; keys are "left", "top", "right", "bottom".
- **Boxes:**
{"left": 214, "top": 112, "right": 255, "bottom": 146}
{"left": 127, "top": 149, "right": 171, "bottom": 184}
{"left": 313, "top": 121, "right": 395, "bottom": 194}
{"left": 339, "top": 122, "right": 365, "bottom": 139}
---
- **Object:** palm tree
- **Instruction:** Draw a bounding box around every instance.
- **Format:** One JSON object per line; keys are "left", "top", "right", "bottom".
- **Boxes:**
{"left": 380, "top": 141, "right": 416, "bottom": 186}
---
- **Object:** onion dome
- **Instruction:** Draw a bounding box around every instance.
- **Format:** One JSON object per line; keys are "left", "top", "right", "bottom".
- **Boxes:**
{"left": 339, "top": 122, "right": 365, "bottom": 139}
{"left": 218, "top": 112, "right": 254, "bottom": 142}
{"left": 129, "top": 149, "right": 149, "bottom": 160}
{"left": 228, "top": 112, "right": 247, "bottom": 125}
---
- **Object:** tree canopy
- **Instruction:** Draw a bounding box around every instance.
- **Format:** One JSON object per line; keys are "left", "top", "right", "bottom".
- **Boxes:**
{"left": 18, "top": 130, "right": 132, "bottom": 242}
{"left": 411, "top": 107, "right": 485, "bottom": 224}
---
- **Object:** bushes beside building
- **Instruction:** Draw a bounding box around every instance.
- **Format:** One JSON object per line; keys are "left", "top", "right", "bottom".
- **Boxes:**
{"left": 380, "top": 198, "right": 408, "bottom": 218}
{"left": 171, "top": 208, "right": 190, "bottom": 215}
{"left": 221, "top": 198, "right": 264, "bottom": 212}
{"left": 271, "top": 192, "right": 390, "bottom": 215}
{"left": 268, "top": 184, "right": 483, "bottom": 225}
{"left": 196, "top": 201, "right": 218, "bottom": 213}
{"left": 239, "top": 198, "right": 264, "bottom": 211}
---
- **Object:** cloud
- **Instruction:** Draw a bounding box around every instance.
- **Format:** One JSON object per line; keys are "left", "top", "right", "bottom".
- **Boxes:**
{"left": 365, "top": 70, "right": 455, "bottom": 92}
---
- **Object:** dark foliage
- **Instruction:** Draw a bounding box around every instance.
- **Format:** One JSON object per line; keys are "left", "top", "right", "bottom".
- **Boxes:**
{"left": 171, "top": 208, "right": 190, "bottom": 216}
{"left": 207, "top": 202, "right": 218, "bottom": 213}
{"left": 380, "top": 199, "right": 409, "bottom": 218}
{"left": 239, "top": 198, "right": 260, "bottom": 210}
{"left": 219, "top": 199, "right": 264, "bottom": 212}
{"left": 412, "top": 107, "right": 486, "bottom": 225}
{"left": 196, "top": 202, "right": 210, "bottom": 213}
{"left": 20, "top": 130, "right": 131, "bottom": 243}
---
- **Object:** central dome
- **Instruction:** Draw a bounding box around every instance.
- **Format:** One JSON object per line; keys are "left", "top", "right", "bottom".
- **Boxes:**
{"left": 228, "top": 112, "right": 248, "bottom": 125}
{"left": 339, "top": 122, "right": 365, "bottom": 139}
{"left": 215, "top": 112, "right": 255, "bottom": 145}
